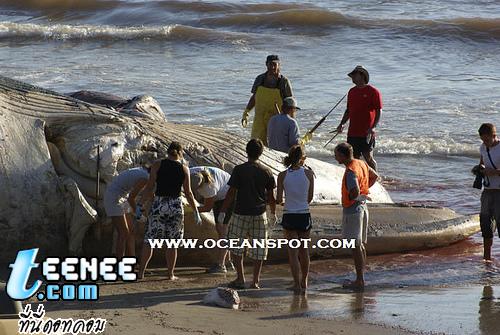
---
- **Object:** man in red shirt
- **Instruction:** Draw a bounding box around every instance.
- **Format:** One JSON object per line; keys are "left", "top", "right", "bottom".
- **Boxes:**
{"left": 336, "top": 65, "right": 382, "bottom": 171}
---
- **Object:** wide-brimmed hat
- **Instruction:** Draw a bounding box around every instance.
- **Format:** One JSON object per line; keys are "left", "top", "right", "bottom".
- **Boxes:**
{"left": 348, "top": 65, "right": 369, "bottom": 83}
{"left": 282, "top": 97, "right": 301, "bottom": 110}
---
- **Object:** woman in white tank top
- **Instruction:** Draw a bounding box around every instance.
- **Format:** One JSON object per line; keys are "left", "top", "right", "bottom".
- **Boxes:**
{"left": 276, "top": 144, "right": 315, "bottom": 293}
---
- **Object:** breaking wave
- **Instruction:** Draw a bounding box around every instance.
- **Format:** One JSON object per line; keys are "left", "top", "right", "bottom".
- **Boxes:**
{"left": 1, "top": 1, "right": 498, "bottom": 41}
{"left": 0, "top": 22, "right": 250, "bottom": 43}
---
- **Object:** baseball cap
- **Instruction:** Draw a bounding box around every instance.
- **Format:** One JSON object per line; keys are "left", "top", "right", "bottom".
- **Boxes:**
{"left": 266, "top": 55, "right": 280, "bottom": 63}
{"left": 282, "top": 97, "right": 301, "bottom": 110}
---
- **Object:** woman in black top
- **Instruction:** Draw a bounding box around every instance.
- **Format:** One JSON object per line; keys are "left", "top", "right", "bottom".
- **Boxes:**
{"left": 138, "top": 142, "right": 201, "bottom": 280}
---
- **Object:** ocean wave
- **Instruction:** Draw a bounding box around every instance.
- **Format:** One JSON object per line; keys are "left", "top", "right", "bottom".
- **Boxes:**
{"left": 154, "top": 0, "right": 311, "bottom": 14}
{"left": 200, "top": 9, "right": 350, "bottom": 28}
{"left": 374, "top": 17, "right": 500, "bottom": 40}
{"left": 1, "top": 0, "right": 311, "bottom": 13}
{"left": 0, "top": 21, "right": 250, "bottom": 43}
{"left": 201, "top": 10, "right": 500, "bottom": 39}
{"left": 373, "top": 138, "right": 479, "bottom": 158}
{"left": 0, "top": 0, "right": 122, "bottom": 11}
{"left": 1, "top": 1, "right": 499, "bottom": 41}
{"left": 307, "top": 137, "right": 480, "bottom": 158}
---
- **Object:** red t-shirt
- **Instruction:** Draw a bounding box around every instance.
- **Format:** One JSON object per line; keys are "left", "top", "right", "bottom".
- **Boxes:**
{"left": 347, "top": 85, "right": 382, "bottom": 137}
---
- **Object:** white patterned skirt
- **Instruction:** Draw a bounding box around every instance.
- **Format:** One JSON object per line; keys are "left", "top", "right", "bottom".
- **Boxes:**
{"left": 144, "top": 196, "right": 184, "bottom": 242}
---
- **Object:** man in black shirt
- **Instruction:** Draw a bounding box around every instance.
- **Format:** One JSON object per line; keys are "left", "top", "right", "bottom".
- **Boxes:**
{"left": 219, "top": 139, "right": 277, "bottom": 289}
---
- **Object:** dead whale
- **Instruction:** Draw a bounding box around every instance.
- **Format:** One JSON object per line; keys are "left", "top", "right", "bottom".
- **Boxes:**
{"left": 0, "top": 76, "right": 479, "bottom": 263}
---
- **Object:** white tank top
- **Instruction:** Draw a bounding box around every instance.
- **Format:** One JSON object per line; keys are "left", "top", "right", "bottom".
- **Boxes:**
{"left": 283, "top": 167, "right": 310, "bottom": 213}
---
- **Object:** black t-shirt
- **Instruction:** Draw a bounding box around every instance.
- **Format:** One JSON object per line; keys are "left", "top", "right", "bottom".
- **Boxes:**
{"left": 228, "top": 161, "right": 276, "bottom": 215}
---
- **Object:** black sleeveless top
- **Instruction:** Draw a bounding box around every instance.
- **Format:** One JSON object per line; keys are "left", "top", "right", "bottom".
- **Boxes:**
{"left": 155, "top": 159, "right": 185, "bottom": 197}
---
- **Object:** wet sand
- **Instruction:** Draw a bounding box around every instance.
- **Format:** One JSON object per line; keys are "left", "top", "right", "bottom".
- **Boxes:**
{"left": 4, "top": 234, "right": 499, "bottom": 335}
{"left": 40, "top": 266, "right": 415, "bottom": 335}
{"left": 35, "top": 258, "right": 500, "bottom": 335}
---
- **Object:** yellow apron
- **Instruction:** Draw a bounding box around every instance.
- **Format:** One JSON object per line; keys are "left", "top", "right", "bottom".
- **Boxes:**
{"left": 251, "top": 86, "right": 282, "bottom": 145}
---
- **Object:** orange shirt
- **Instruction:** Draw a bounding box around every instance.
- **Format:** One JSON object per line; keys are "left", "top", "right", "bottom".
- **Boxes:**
{"left": 341, "top": 159, "right": 370, "bottom": 208}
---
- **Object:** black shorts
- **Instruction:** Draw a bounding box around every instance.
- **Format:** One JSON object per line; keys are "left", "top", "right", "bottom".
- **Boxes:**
{"left": 347, "top": 136, "right": 375, "bottom": 158}
{"left": 281, "top": 213, "right": 312, "bottom": 232}
{"left": 480, "top": 190, "right": 500, "bottom": 238}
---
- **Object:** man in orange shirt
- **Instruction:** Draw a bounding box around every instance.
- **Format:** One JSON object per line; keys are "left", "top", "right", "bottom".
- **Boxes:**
{"left": 336, "top": 65, "right": 382, "bottom": 171}
{"left": 334, "top": 142, "right": 379, "bottom": 289}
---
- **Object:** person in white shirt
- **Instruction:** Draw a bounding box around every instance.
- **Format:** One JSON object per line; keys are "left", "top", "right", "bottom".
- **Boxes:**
{"left": 276, "top": 145, "right": 315, "bottom": 293}
{"left": 190, "top": 166, "right": 234, "bottom": 273}
{"left": 104, "top": 166, "right": 149, "bottom": 257}
{"left": 476, "top": 123, "right": 500, "bottom": 261}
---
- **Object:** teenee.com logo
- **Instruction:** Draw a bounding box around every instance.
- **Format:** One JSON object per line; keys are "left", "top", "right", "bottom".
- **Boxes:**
{"left": 6, "top": 248, "right": 136, "bottom": 302}
{"left": 4, "top": 248, "right": 137, "bottom": 334}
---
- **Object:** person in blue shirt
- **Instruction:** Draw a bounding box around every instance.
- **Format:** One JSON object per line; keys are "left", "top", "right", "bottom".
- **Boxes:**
{"left": 267, "top": 97, "right": 301, "bottom": 153}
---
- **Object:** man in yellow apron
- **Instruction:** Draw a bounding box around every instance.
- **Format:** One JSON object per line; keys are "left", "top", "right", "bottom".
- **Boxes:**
{"left": 242, "top": 55, "right": 293, "bottom": 146}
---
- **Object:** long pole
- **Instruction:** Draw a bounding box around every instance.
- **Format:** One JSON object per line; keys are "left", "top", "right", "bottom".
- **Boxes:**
{"left": 307, "top": 93, "right": 346, "bottom": 135}
{"left": 95, "top": 144, "right": 101, "bottom": 240}
{"left": 274, "top": 103, "right": 280, "bottom": 114}
{"left": 323, "top": 131, "right": 341, "bottom": 148}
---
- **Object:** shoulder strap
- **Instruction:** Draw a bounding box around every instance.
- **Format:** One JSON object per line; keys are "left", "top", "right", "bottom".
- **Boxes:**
{"left": 303, "top": 164, "right": 316, "bottom": 178}
{"left": 486, "top": 147, "right": 498, "bottom": 170}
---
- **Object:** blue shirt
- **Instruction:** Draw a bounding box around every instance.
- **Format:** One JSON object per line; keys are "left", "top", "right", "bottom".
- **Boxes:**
{"left": 267, "top": 114, "right": 300, "bottom": 153}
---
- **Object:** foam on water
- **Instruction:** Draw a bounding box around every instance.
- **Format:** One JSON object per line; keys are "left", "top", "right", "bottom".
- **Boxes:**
{"left": 304, "top": 157, "right": 392, "bottom": 204}
{"left": 305, "top": 135, "right": 479, "bottom": 158}
{"left": 1, "top": 1, "right": 499, "bottom": 41}
{"left": 0, "top": 4, "right": 498, "bottom": 333}
{"left": 0, "top": 21, "right": 252, "bottom": 43}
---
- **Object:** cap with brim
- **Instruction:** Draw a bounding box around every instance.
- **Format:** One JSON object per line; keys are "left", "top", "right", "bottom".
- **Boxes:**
{"left": 282, "top": 97, "right": 301, "bottom": 110}
{"left": 348, "top": 65, "right": 369, "bottom": 83}
{"left": 266, "top": 54, "right": 280, "bottom": 63}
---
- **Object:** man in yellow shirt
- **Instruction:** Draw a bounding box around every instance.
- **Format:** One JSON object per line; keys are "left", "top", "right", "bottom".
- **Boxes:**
{"left": 242, "top": 55, "right": 293, "bottom": 145}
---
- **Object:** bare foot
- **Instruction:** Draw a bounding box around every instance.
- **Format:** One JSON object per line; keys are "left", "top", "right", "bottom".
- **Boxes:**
{"left": 167, "top": 275, "right": 178, "bottom": 281}
{"left": 249, "top": 283, "right": 260, "bottom": 289}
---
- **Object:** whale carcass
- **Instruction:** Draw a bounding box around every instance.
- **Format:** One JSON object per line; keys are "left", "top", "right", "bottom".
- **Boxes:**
{"left": 0, "top": 76, "right": 479, "bottom": 263}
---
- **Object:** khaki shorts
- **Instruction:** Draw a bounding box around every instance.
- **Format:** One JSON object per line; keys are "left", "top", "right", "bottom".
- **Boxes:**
{"left": 227, "top": 213, "right": 268, "bottom": 260}
{"left": 342, "top": 206, "right": 369, "bottom": 246}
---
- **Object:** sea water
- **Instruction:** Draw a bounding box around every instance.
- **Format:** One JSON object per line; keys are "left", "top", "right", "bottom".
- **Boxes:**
{"left": 1, "top": 1, "right": 499, "bottom": 332}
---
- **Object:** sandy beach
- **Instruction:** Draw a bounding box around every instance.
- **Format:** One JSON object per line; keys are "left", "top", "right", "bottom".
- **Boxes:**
{"left": 2, "top": 227, "right": 496, "bottom": 335}
{"left": 40, "top": 266, "right": 417, "bottom": 335}
{"left": 0, "top": 208, "right": 497, "bottom": 335}
{"left": 1, "top": 0, "right": 500, "bottom": 334}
